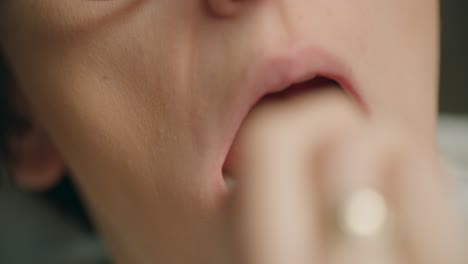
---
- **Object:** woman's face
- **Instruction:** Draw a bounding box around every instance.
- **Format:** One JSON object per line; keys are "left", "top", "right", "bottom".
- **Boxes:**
{"left": 1, "top": 0, "right": 439, "bottom": 262}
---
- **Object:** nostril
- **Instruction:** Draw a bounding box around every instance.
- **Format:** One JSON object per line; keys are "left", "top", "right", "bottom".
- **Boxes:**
{"left": 207, "top": 0, "right": 243, "bottom": 17}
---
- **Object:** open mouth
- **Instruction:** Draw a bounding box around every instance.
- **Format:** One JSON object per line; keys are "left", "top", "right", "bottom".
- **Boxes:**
{"left": 216, "top": 44, "right": 363, "bottom": 192}
{"left": 264, "top": 76, "right": 343, "bottom": 99}
{"left": 221, "top": 76, "right": 345, "bottom": 188}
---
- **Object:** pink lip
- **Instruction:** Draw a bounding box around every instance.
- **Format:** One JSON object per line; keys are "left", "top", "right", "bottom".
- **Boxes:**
{"left": 217, "top": 43, "right": 364, "bottom": 190}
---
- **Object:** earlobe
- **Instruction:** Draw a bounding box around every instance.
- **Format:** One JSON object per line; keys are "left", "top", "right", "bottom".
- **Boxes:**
{"left": 9, "top": 126, "right": 66, "bottom": 192}
{"left": 1, "top": 76, "right": 66, "bottom": 192}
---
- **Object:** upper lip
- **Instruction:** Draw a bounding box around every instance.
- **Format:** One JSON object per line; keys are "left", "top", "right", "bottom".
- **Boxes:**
{"left": 219, "top": 43, "right": 363, "bottom": 181}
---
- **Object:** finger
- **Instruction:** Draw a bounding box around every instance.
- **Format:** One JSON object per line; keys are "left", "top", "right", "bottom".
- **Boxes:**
{"left": 229, "top": 87, "right": 365, "bottom": 264}
{"left": 393, "top": 139, "right": 468, "bottom": 264}
{"left": 233, "top": 100, "right": 327, "bottom": 264}
{"left": 320, "top": 128, "right": 402, "bottom": 264}
{"left": 235, "top": 140, "right": 318, "bottom": 264}
{"left": 227, "top": 85, "right": 365, "bottom": 178}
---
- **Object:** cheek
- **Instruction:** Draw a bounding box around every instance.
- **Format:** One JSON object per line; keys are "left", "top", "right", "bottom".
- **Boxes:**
{"left": 344, "top": 0, "right": 439, "bottom": 142}
{"left": 4, "top": 0, "right": 227, "bottom": 203}
{"left": 278, "top": 0, "right": 438, "bottom": 131}
{"left": 3, "top": 0, "right": 144, "bottom": 35}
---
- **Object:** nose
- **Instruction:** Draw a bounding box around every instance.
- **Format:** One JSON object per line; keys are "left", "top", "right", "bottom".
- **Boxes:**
{"left": 207, "top": 0, "right": 249, "bottom": 17}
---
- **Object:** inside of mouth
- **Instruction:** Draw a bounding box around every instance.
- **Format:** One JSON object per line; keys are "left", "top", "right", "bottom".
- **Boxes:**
{"left": 268, "top": 76, "right": 342, "bottom": 99}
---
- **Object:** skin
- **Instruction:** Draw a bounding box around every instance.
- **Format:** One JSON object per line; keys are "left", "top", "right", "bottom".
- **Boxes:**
{"left": 2, "top": 0, "right": 465, "bottom": 263}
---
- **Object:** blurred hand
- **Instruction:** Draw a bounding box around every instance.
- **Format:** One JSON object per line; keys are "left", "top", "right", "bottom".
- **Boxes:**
{"left": 219, "top": 86, "right": 467, "bottom": 264}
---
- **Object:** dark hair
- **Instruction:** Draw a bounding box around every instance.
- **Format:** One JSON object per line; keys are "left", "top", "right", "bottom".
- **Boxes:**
{"left": 0, "top": 53, "right": 22, "bottom": 163}
{"left": 2, "top": 53, "right": 38, "bottom": 171}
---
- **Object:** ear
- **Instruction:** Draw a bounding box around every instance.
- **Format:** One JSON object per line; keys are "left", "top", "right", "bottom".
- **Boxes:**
{"left": 9, "top": 126, "right": 65, "bottom": 192}
{"left": 5, "top": 85, "right": 66, "bottom": 192}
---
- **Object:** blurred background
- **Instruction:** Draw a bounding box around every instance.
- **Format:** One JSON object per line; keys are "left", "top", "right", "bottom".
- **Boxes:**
{"left": 438, "top": 0, "right": 468, "bottom": 231}
{"left": 440, "top": 0, "right": 468, "bottom": 113}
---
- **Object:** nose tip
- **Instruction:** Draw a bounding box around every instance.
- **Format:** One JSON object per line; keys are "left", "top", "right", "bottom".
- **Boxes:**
{"left": 207, "top": 0, "right": 244, "bottom": 17}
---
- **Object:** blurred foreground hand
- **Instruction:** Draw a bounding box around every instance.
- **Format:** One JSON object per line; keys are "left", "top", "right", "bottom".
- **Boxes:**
{"left": 193, "top": 86, "right": 467, "bottom": 264}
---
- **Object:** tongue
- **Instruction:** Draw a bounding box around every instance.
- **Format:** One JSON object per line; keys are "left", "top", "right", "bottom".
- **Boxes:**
{"left": 223, "top": 78, "right": 344, "bottom": 178}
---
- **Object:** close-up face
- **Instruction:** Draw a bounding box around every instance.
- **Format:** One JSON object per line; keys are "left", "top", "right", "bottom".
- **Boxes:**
{"left": 0, "top": 0, "right": 439, "bottom": 262}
